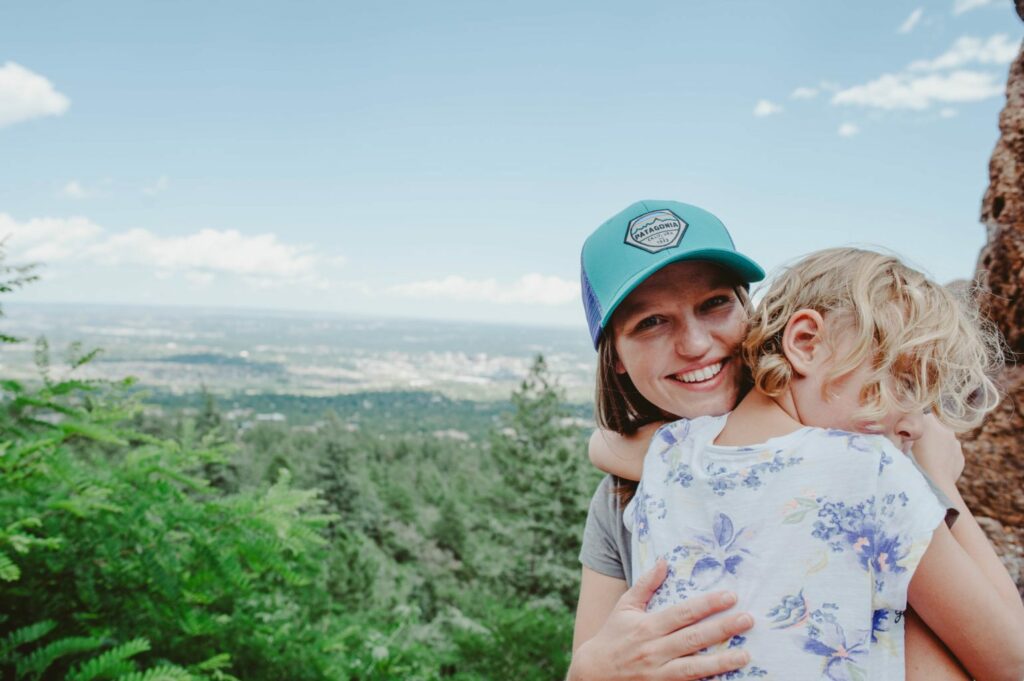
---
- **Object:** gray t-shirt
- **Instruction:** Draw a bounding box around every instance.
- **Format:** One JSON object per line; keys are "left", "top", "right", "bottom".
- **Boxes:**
{"left": 579, "top": 455, "right": 958, "bottom": 587}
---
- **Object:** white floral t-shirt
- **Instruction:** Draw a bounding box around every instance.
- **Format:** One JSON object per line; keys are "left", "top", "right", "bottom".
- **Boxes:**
{"left": 623, "top": 415, "right": 945, "bottom": 680}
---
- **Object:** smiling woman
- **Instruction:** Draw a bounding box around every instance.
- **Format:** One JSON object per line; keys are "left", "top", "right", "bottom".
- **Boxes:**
{"left": 570, "top": 200, "right": 765, "bottom": 680}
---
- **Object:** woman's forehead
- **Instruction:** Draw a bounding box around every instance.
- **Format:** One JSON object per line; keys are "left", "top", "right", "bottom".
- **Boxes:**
{"left": 620, "top": 261, "right": 737, "bottom": 311}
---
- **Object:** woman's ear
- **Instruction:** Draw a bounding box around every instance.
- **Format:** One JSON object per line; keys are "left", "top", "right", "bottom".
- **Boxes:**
{"left": 782, "top": 309, "right": 826, "bottom": 378}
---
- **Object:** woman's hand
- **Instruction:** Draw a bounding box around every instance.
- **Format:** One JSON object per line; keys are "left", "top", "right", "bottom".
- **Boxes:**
{"left": 911, "top": 414, "right": 965, "bottom": 490}
{"left": 569, "top": 561, "right": 753, "bottom": 681}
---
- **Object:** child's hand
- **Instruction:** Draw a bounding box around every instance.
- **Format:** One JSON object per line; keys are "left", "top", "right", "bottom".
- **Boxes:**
{"left": 911, "top": 414, "right": 965, "bottom": 489}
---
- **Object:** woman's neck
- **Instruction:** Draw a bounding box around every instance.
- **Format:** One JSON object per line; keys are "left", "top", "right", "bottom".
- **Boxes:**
{"left": 713, "top": 389, "right": 805, "bottom": 447}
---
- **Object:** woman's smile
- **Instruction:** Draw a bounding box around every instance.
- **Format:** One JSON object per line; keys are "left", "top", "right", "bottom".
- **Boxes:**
{"left": 670, "top": 358, "right": 727, "bottom": 385}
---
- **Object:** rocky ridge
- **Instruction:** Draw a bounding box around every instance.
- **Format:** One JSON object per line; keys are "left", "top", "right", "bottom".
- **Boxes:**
{"left": 960, "top": 0, "right": 1024, "bottom": 595}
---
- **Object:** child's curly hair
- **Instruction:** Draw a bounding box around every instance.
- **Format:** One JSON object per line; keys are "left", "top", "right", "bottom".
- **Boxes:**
{"left": 742, "top": 247, "right": 1003, "bottom": 433}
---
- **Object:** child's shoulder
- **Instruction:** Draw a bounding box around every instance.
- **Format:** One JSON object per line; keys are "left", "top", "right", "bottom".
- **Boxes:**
{"left": 652, "top": 414, "right": 728, "bottom": 447}
{"left": 800, "top": 427, "right": 919, "bottom": 474}
{"left": 808, "top": 427, "right": 893, "bottom": 450}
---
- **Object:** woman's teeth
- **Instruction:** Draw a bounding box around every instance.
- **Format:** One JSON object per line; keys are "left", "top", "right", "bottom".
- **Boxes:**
{"left": 674, "top": 361, "right": 724, "bottom": 383}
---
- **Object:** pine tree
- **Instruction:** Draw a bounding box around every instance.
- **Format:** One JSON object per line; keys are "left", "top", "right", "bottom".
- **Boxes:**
{"left": 491, "top": 355, "right": 595, "bottom": 608}
{"left": 316, "top": 438, "right": 360, "bottom": 536}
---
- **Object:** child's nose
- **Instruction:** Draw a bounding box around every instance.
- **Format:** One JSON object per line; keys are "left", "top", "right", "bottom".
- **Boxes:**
{"left": 896, "top": 411, "right": 925, "bottom": 445}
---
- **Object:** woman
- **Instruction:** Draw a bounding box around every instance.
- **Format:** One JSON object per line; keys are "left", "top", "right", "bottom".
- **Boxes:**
{"left": 567, "top": 200, "right": 974, "bottom": 680}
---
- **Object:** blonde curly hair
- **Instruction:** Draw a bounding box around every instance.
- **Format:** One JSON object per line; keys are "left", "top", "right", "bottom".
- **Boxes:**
{"left": 742, "top": 247, "right": 1003, "bottom": 433}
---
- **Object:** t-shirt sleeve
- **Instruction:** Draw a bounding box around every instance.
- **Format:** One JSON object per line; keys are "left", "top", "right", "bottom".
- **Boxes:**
{"left": 872, "top": 443, "right": 947, "bottom": 610}
{"left": 905, "top": 451, "right": 960, "bottom": 528}
{"left": 579, "top": 475, "right": 627, "bottom": 580}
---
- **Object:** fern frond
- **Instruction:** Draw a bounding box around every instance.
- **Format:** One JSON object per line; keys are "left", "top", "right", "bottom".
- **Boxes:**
{"left": 0, "top": 378, "right": 25, "bottom": 393}
{"left": 0, "top": 550, "right": 19, "bottom": 581}
{"left": 47, "top": 379, "right": 101, "bottom": 396}
{"left": 15, "top": 635, "right": 104, "bottom": 679}
{"left": 66, "top": 637, "right": 150, "bottom": 681}
{"left": 114, "top": 665, "right": 195, "bottom": 681}
{"left": 9, "top": 394, "right": 81, "bottom": 416}
{"left": 59, "top": 420, "right": 129, "bottom": 446}
{"left": 0, "top": 620, "right": 56, "bottom": 663}
{"left": 191, "top": 653, "right": 231, "bottom": 672}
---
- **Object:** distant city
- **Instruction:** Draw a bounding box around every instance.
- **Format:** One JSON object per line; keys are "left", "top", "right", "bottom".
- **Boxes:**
{"left": 1, "top": 303, "right": 597, "bottom": 402}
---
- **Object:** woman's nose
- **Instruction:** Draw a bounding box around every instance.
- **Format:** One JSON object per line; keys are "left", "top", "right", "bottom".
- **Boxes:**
{"left": 675, "top": 321, "right": 713, "bottom": 358}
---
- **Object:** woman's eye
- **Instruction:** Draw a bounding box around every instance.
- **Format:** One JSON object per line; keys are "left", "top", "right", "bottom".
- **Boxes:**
{"left": 634, "top": 316, "right": 662, "bottom": 331}
{"left": 701, "top": 294, "right": 733, "bottom": 312}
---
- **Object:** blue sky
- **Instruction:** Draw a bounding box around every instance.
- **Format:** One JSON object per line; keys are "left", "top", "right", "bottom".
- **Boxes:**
{"left": 0, "top": 0, "right": 1019, "bottom": 328}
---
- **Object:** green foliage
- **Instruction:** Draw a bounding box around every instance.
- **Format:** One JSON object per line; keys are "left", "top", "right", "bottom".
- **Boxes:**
{"left": 0, "top": 621, "right": 199, "bottom": 681}
{"left": 490, "top": 355, "right": 599, "bottom": 607}
{"left": 0, "top": 344, "right": 334, "bottom": 678}
{"left": 0, "top": 253, "right": 39, "bottom": 344}
{"left": 0, "top": 249, "right": 598, "bottom": 679}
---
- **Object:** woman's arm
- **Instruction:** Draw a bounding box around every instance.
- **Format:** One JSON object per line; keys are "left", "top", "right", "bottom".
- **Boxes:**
{"left": 569, "top": 562, "right": 754, "bottom": 681}
{"left": 904, "top": 415, "right": 1024, "bottom": 679}
{"left": 588, "top": 421, "right": 664, "bottom": 480}
{"left": 903, "top": 608, "right": 970, "bottom": 680}
{"left": 912, "top": 415, "right": 1022, "bottom": 607}
{"left": 908, "top": 522, "right": 1024, "bottom": 681}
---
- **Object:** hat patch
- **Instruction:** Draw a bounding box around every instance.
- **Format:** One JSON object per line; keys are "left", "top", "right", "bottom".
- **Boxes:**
{"left": 624, "top": 210, "right": 687, "bottom": 254}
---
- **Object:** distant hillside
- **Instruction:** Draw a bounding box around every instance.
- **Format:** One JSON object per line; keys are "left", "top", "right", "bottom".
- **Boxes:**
{"left": 142, "top": 388, "right": 594, "bottom": 438}
{"left": 3, "top": 302, "right": 596, "bottom": 401}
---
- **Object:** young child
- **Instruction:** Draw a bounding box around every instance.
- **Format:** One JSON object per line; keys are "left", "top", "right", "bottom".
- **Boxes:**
{"left": 591, "top": 248, "right": 1024, "bottom": 680}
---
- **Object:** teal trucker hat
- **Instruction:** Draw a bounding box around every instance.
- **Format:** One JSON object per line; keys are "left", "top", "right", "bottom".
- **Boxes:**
{"left": 580, "top": 200, "right": 764, "bottom": 349}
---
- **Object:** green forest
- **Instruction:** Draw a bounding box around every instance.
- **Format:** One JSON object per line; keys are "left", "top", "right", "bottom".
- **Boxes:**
{"left": 0, "top": 257, "right": 601, "bottom": 680}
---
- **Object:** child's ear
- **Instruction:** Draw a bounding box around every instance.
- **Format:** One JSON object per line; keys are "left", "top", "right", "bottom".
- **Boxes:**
{"left": 782, "top": 309, "right": 827, "bottom": 377}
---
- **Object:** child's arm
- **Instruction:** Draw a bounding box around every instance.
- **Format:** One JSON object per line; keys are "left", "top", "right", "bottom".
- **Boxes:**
{"left": 908, "top": 521, "right": 1024, "bottom": 681}
{"left": 587, "top": 421, "right": 664, "bottom": 480}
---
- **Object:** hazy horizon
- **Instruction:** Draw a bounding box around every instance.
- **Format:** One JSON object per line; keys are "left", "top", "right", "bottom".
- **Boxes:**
{"left": 1, "top": 301, "right": 597, "bottom": 402}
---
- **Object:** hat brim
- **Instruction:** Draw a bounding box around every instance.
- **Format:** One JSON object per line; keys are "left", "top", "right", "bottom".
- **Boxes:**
{"left": 598, "top": 248, "right": 765, "bottom": 340}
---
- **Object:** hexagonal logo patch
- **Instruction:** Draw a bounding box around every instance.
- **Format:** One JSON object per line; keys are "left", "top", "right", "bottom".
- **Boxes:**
{"left": 624, "top": 209, "right": 687, "bottom": 253}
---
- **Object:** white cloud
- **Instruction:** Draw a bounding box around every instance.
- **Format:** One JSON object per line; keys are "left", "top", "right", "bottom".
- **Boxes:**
{"left": 909, "top": 34, "right": 1020, "bottom": 71}
{"left": 0, "top": 62, "right": 70, "bottom": 129}
{"left": 899, "top": 8, "right": 924, "bottom": 34}
{"left": 0, "top": 213, "right": 331, "bottom": 287}
{"left": 830, "top": 33, "right": 1016, "bottom": 112}
{"left": 940, "top": 107, "right": 959, "bottom": 118}
{"left": 143, "top": 176, "right": 170, "bottom": 196}
{"left": 838, "top": 123, "right": 860, "bottom": 137}
{"left": 832, "top": 69, "right": 1003, "bottom": 110}
{"left": 753, "top": 99, "right": 783, "bottom": 117}
{"left": 0, "top": 213, "right": 103, "bottom": 262}
{"left": 791, "top": 87, "right": 819, "bottom": 100}
{"left": 390, "top": 273, "right": 579, "bottom": 306}
{"left": 953, "top": 0, "right": 996, "bottom": 14}
{"left": 92, "top": 228, "right": 319, "bottom": 280}
{"left": 60, "top": 180, "right": 91, "bottom": 200}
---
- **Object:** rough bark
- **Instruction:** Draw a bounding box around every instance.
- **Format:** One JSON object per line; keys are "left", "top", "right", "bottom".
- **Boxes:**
{"left": 960, "top": 4, "right": 1024, "bottom": 595}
